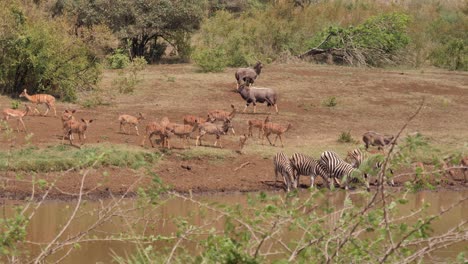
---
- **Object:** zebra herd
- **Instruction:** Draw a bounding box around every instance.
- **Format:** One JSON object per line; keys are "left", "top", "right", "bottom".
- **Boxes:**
{"left": 274, "top": 148, "right": 394, "bottom": 192}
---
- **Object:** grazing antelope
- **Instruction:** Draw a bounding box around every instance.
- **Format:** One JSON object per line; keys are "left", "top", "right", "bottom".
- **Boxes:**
{"left": 238, "top": 84, "right": 278, "bottom": 114}
{"left": 183, "top": 115, "right": 208, "bottom": 126}
{"left": 64, "top": 119, "right": 94, "bottom": 145}
{"left": 165, "top": 122, "right": 199, "bottom": 148}
{"left": 118, "top": 112, "right": 145, "bottom": 135}
{"left": 262, "top": 122, "right": 292, "bottom": 148}
{"left": 2, "top": 104, "right": 32, "bottom": 132}
{"left": 247, "top": 114, "right": 271, "bottom": 138}
{"left": 19, "top": 89, "right": 57, "bottom": 117}
{"left": 196, "top": 119, "right": 233, "bottom": 148}
{"left": 235, "top": 61, "right": 263, "bottom": 89}
{"left": 207, "top": 104, "right": 237, "bottom": 135}
{"left": 362, "top": 131, "right": 394, "bottom": 150}
{"left": 141, "top": 121, "right": 173, "bottom": 149}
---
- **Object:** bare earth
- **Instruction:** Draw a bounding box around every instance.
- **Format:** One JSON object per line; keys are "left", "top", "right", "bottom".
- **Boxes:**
{"left": 1, "top": 63, "right": 467, "bottom": 200}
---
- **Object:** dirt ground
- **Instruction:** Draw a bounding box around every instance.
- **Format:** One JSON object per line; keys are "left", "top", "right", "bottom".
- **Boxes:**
{"left": 0, "top": 63, "right": 467, "bottom": 200}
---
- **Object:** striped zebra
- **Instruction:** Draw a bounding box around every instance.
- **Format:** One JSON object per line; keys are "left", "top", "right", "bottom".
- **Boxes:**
{"left": 346, "top": 148, "right": 394, "bottom": 186}
{"left": 320, "top": 150, "right": 370, "bottom": 191}
{"left": 273, "top": 152, "right": 295, "bottom": 192}
{"left": 290, "top": 153, "right": 330, "bottom": 189}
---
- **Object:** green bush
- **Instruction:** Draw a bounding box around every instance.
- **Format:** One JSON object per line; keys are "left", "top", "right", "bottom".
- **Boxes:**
{"left": 322, "top": 96, "right": 337, "bottom": 107}
{"left": 107, "top": 49, "right": 131, "bottom": 69}
{"left": 192, "top": 47, "right": 228, "bottom": 72}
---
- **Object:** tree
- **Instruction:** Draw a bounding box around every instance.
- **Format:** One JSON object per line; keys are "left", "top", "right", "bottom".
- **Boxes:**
{"left": 53, "top": 0, "right": 205, "bottom": 61}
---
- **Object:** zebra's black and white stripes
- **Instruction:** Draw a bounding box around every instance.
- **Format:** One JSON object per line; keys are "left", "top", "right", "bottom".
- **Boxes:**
{"left": 273, "top": 152, "right": 295, "bottom": 191}
{"left": 346, "top": 148, "right": 394, "bottom": 186}
{"left": 290, "top": 153, "right": 330, "bottom": 189}
{"left": 320, "top": 150, "right": 370, "bottom": 191}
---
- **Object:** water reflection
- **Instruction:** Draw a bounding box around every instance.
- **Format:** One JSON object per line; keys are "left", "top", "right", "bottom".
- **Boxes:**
{"left": 1, "top": 190, "right": 466, "bottom": 263}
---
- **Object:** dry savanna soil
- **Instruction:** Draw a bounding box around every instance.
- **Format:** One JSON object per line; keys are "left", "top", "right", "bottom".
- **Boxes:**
{"left": 1, "top": 63, "right": 467, "bottom": 200}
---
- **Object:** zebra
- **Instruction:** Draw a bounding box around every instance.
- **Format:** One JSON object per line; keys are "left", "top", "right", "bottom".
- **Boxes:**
{"left": 346, "top": 148, "right": 394, "bottom": 186}
{"left": 290, "top": 153, "right": 330, "bottom": 189}
{"left": 273, "top": 152, "right": 295, "bottom": 192}
{"left": 320, "top": 151, "right": 370, "bottom": 191}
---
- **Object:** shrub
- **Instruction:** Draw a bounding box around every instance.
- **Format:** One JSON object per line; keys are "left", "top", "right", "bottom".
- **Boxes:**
{"left": 322, "top": 96, "right": 337, "bottom": 107}
{"left": 112, "top": 56, "right": 147, "bottom": 94}
{"left": 192, "top": 47, "right": 228, "bottom": 72}
{"left": 107, "top": 49, "right": 131, "bottom": 69}
{"left": 338, "top": 131, "right": 355, "bottom": 143}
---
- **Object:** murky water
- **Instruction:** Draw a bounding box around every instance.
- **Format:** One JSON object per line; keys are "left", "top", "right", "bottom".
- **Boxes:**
{"left": 2, "top": 190, "right": 467, "bottom": 263}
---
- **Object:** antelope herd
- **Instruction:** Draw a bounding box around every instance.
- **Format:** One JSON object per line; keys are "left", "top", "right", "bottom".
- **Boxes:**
{"left": 1, "top": 63, "right": 467, "bottom": 192}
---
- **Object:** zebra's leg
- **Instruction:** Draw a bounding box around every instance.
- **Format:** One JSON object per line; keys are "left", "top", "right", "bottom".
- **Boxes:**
{"left": 310, "top": 175, "right": 315, "bottom": 188}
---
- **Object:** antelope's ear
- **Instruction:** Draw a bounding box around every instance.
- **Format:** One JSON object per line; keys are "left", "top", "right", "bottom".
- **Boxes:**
{"left": 71, "top": 110, "right": 76, "bottom": 113}
{"left": 89, "top": 119, "right": 94, "bottom": 123}
{"left": 81, "top": 118, "right": 85, "bottom": 122}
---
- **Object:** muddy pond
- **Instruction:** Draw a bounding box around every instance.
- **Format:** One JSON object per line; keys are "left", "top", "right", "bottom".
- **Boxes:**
{"left": 2, "top": 190, "right": 467, "bottom": 263}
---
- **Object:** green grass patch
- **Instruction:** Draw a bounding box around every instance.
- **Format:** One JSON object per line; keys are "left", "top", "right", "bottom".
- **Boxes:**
{"left": 0, "top": 144, "right": 161, "bottom": 172}
{"left": 179, "top": 147, "right": 235, "bottom": 161}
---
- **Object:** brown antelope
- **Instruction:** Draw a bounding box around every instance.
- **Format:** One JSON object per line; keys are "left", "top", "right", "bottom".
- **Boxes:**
{"left": 165, "top": 122, "right": 199, "bottom": 148}
{"left": 196, "top": 119, "right": 233, "bottom": 148}
{"left": 207, "top": 104, "right": 237, "bottom": 135}
{"left": 118, "top": 112, "right": 145, "bottom": 135}
{"left": 141, "top": 121, "right": 173, "bottom": 149}
{"left": 239, "top": 134, "right": 248, "bottom": 150}
{"left": 19, "top": 89, "right": 57, "bottom": 117}
{"left": 247, "top": 114, "right": 271, "bottom": 138}
{"left": 183, "top": 115, "right": 207, "bottom": 126}
{"left": 262, "top": 122, "right": 292, "bottom": 148}
{"left": 61, "top": 109, "right": 76, "bottom": 140}
{"left": 64, "top": 119, "right": 94, "bottom": 145}
{"left": 2, "top": 104, "right": 32, "bottom": 132}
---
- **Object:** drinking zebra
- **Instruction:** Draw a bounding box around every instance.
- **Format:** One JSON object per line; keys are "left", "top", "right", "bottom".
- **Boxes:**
{"left": 320, "top": 150, "right": 370, "bottom": 191}
{"left": 290, "top": 153, "right": 330, "bottom": 189}
{"left": 273, "top": 152, "right": 295, "bottom": 192}
{"left": 346, "top": 148, "right": 394, "bottom": 186}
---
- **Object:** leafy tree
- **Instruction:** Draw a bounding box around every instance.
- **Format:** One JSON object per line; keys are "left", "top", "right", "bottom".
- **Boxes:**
{"left": 52, "top": 0, "right": 205, "bottom": 62}
{"left": 0, "top": 1, "right": 100, "bottom": 101}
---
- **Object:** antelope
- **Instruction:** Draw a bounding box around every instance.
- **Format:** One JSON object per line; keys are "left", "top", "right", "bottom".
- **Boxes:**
{"left": 247, "top": 114, "right": 271, "bottom": 138}
{"left": 61, "top": 109, "right": 76, "bottom": 140}
{"left": 362, "top": 131, "right": 394, "bottom": 150}
{"left": 196, "top": 119, "right": 233, "bottom": 148}
{"left": 207, "top": 104, "right": 237, "bottom": 134}
{"left": 118, "top": 112, "right": 145, "bottom": 135}
{"left": 19, "top": 89, "right": 57, "bottom": 117}
{"left": 141, "top": 121, "right": 173, "bottom": 149}
{"left": 235, "top": 61, "right": 263, "bottom": 90}
{"left": 165, "top": 122, "right": 199, "bottom": 148}
{"left": 239, "top": 134, "right": 248, "bottom": 150}
{"left": 262, "top": 122, "right": 292, "bottom": 148}
{"left": 2, "top": 104, "right": 32, "bottom": 132}
{"left": 237, "top": 84, "right": 278, "bottom": 114}
{"left": 64, "top": 119, "right": 94, "bottom": 145}
{"left": 183, "top": 115, "right": 208, "bottom": 126}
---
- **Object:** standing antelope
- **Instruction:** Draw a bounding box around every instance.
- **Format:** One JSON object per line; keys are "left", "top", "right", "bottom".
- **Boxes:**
{"left": 165, "top": 122, "right": 199, "bottom": 148}
{"left": 64, "top": 119, "right": 94, "bottom": 145}
{"left": 183, "top": 115, "right": 208, "bottom": 126}
{"left": 207, "top": 104, "right": 237, "bottom": 134}
{"left": 247, "top": 114, "right": 271, "bottom": 138}
{"left": 196, "top": 119, "right": 233, "bottom": 148}
{"left": 237, "top": 84, "right": 278, "bottom": 114}
{"left": 2, "top": 104, "right": 32, "bottom": 132}
{"left": 19, "top": 89, "right": 57, "bottom": 117}
{"left": 141, "top": 121, "right": 173, "bottom": 149}
{"left": 262, "top": 122, "right": 292, "bottom": 148}
{"left": 118, "top": 112, "right": 145, "bottom": 135}
{"left": 235, "top": 61, "right": 263, "bottom": 89}
{"left": 61, "top": 109, "right": 77, "bottom": 141}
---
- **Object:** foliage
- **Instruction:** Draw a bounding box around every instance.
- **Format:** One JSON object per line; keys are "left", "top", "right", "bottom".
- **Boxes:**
{"left": 52, "top": 0, "right": 204, "bottom": 62}
{"left": 307, "top": 12, "right": 411, "bottom": 66}
{"left": 0, "top": 144, "right": 161, "bottom": 172}
{"left": 337, "top": 130, "right": 356, "bottom": 143}
{"left": 112, "top": 57, "right": 147, "bottom": 94}
{"left": 0, "top": 1, "right": 101, "bottom": 101}
{"left": 107, "top": 49, "right": 131, "bottom": 69}
{"left": 0, "top": 207, "right": 28, "bottom": 257}
{"left": 322, "top": 96, "right": 337, "bottom": 107}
